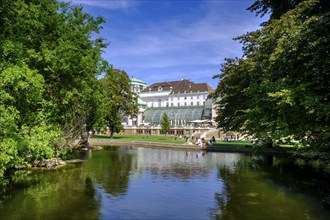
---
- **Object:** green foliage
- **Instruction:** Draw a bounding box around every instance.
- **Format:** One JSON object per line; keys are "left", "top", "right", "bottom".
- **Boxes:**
{"left": 98, "top": 68, "right": 138, "bottom": 138}
{"left": 0, "top": 63, "right": 45, "bottom": 126}
{"left": 0, "top": 0, "right": 108, "bottom": 181}
{"left": 161, "top": 113, "right": 171, "bottom": 135}
{"left": 21, "top": 122, "right": 61, "bottom": 160}
{"left": 247, "top": 0, "right": 303, "bottom": 21}
{"left": 211, "top": 0, "right": 330, "bottom": 152}
{"left": 0, "top": 105, "right": 20, "bottom": 178}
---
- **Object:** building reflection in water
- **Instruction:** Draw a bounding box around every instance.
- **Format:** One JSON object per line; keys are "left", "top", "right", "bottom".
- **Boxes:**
{"left": 122, "top": 147, "right": 239, "bottom": 180}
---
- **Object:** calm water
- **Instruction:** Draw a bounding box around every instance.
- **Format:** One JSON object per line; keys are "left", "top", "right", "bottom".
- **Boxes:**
{"left": 0, "top": 146, "right": 329, "bottom": 220}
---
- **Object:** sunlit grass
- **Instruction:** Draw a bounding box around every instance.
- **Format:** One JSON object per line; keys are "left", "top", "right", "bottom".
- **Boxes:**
{"left": 215, "top": 140, "right": 253, "bottom": 147}
{"left": 91, "top": 134, "right": 300, "bottom": 149}
{"left": 92, "top": 134, "right": 186, "bottom": 144}
{"left": 91, "top": 134, "right": 254, "bottom": 147}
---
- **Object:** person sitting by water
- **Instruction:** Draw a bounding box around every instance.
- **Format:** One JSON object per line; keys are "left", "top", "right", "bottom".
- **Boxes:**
{"left": 194, "top": 137, "right": 202, "bottom": 147}
{"left": 202, "top": 138, "right": 211, "bottom": 147}
{"left": 184, "top": 137, "right": 192, "bottom": 145}
{"left": 201, "top": 138, "right": 206, "bottom": 147}
{"left": 211, "top": 136, "right": 216, "bottom": 144}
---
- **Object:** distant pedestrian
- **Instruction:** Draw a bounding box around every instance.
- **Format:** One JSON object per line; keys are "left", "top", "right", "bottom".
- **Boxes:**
{"left": 211, "top": 136, "right": 216, "bottom": 144}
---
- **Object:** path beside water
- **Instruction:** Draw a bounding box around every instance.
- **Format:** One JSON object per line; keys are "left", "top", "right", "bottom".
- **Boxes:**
{"left": 88, "top": 138, "right": 254, "bottom": 153}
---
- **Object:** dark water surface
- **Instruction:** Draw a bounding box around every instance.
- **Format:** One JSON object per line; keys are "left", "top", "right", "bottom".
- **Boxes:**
{"left": 0, "top": 146, "right": 329, "bottom": 220}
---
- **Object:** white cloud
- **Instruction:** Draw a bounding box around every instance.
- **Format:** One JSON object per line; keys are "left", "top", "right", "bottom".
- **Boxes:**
{"left": 68, "top": 0, "right": 138, "bottom": 9}
{"left": 78, "top": 0, "right": 265, "bottom": 87}
{"left": 106, "top": 3, "right": 255, "bottom": 70}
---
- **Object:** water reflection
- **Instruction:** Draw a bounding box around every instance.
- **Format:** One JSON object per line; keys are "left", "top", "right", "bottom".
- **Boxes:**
{"left": 0, "top": 165, "right": 101, "bottom": 220}
{"left": 84, "top": 147, "right": 133, "bottom": 197}
{"left": 216, "top": 155, "right": 330, "bottom": 220}
{"left": 83, "top": 147, "right": 228, "bottom": 219}
{"left": 126, "top": 147, "right": 239, "bottom": 179}
{"left": 0, "top": 147, "right": 329, "bottom": 220}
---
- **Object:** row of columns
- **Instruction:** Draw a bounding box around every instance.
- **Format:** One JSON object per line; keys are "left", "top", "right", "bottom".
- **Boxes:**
{"left": 122, "top": 126, "right": 212, "bottom": 137}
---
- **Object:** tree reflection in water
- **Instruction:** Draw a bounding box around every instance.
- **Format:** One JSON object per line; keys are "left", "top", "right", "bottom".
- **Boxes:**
{"left": 215, "top": 155, "right": 330, "bottom": 220}
{"left": 0, "top": 147, "right": 329, "bottom": 220}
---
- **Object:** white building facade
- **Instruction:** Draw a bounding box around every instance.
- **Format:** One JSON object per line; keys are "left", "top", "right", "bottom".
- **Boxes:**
{"left": 139, "top": 78, "right": 215, "bottom": 127}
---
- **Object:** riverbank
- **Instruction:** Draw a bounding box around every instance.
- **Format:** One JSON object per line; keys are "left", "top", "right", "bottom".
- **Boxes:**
{"left": 88, "top": 138, "right": 329, "bottom": 174}
{"left": 88, "top": 138, "right": 256, "bottom": 153}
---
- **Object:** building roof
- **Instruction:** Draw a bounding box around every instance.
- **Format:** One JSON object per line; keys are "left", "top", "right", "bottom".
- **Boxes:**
{"left": 130, "top": 77, "right": 147, "bottom": 86}
{"left": 141, "top": 79, "right": 213, "bottom": 94}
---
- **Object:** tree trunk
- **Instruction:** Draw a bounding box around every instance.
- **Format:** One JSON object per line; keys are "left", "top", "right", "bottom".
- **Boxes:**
{"left": 109, "top": 125, "right": 114, "bottom": 138}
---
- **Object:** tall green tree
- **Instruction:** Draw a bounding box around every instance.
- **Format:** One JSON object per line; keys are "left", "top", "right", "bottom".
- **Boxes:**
{"left": 98, "top": 68, "right": 138, "bottom": 138}
{"left": 211, "top": 0, "right": 330, "bottom": 149}
{"left": 161, "top": 113, "right": 171, "bottom": 135}
{"left": 0, "top": 0, "right": 108, "bottom": 181}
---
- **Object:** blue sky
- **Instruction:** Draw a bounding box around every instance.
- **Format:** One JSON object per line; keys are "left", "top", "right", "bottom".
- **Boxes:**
{"left": 66, "top": 0, "right": 267, "bottom": 89}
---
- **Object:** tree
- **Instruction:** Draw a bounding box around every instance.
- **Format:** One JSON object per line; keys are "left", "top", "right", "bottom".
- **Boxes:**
{"left": 98, "top": 68, "right": 138, "bottom": 138}
{"left": 0, "top": 0, "right": 108, "bottom": 182}
{"left": 211, "top": 0, "right": 330, "bottom": 149}
{"left": 247, "top": 0, "right": 303, "bottom": 21}
{"left": 161, "top": 113, "right": 171, "bottom": 135}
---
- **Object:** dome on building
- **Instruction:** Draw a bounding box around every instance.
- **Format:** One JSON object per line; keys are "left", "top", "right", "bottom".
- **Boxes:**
{"left": 130, "top": 77, "right": 147, "bottom": 94}
{"left": 130, "top": 78, "right": 147, "bottom": 86}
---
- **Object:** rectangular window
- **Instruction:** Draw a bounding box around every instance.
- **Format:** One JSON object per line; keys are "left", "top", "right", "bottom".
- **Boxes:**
{"left": 171, "top": 103, "right": 174, "bottom": 107}
{"left": 191, "top": 102, "right": 193, "bottom": 106}
{"left": 197, "top": 101, "right": 199, "bottom": 106}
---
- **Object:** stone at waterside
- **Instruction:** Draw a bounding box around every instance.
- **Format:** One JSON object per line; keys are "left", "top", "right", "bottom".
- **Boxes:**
{"left": 32, "top": 158, "right": 66, "bottom": 168}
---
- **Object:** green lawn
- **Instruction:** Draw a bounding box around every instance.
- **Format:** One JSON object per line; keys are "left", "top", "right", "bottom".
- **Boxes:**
{"left": 91, "top": 134, "right": 299, "bottom": 149}
{"left": 92, "top": 134, "right": 188, "bottom": 144}
{"left": 91, "top": 134, "right": 253, "bottom": 147}
{"left": 214, "top": 140, "right": 253, "bottom": 147}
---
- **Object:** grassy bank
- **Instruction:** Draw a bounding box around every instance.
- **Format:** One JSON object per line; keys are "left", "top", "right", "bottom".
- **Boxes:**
{"left": 90, "top": 134, "right": 329, "bottom": 174}
{"left": 91, "top": 134, "right": 253, "bottom": 148}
